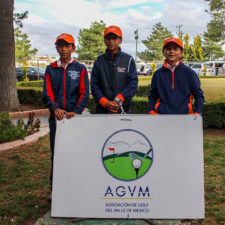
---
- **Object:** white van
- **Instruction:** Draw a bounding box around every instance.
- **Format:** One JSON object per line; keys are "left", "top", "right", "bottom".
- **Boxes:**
{"left": 204, "top": 61, "right": 225, "bottom": 76}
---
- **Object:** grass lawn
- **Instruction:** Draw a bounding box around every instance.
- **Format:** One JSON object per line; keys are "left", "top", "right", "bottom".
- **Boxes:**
{"left": 0, "top": 131, "right": 224, "bottom": 225}
{"left": 138, "top": 77, "right": 225, "bottom": 103}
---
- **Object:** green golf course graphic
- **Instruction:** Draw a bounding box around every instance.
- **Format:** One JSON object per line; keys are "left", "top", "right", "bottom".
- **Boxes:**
{"left": 102, "top": 129, "right": 153, "bottom": 181}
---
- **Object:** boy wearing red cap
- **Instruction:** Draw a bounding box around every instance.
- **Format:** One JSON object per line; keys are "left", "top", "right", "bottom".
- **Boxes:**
{"left": 91, "top": 25, "right": 138, "bottom": 114}
{"left": 148, "top": 37, "right": 204, "bottom": 114}
{"left": 43, "top": 33, "right": 89, "bottom": 193}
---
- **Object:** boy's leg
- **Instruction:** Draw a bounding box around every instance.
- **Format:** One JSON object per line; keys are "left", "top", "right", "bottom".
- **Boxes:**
{"left": 49, "top": 116, "right": 56, "bottom": 192}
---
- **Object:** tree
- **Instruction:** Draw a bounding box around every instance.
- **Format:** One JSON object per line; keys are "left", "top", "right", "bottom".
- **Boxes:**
{"left": 15, "top": 28, "right": 38, "bottom": 81}
{"left": 76, "top": 21, "right": 106, "bottom": 60}
{"left": 192, "top": 35, "right": 204, "bottom": 61}
{"left": 138, "top": 22, "right": 172, "bottom": 61}
{"left": 203, "top": 0, "right": 225, "bottom": 59}
{"left": 14, "top": 11, "right": 28, "bottom": 28}
{"left": 204, "top": 0, "right": 225, "bottom": 43}
{"left": 0, "top": 0, "right": 20, "bottom": 111}
{"left": 182, "top": 34, "right": 192, "bottom": 61}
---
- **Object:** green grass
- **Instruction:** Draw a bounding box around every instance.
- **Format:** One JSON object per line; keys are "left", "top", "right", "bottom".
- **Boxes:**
{"left": 104, "top": 154, "right": 151, "bottom": 180}
{"left": 0, "top": 135, "right": 51, "bottom": 225}
{"left": 0, "top": 131, "right": 224, "bottom": 224}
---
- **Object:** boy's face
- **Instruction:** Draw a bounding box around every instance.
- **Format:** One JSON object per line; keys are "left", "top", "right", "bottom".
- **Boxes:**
{"left": 104, "top": 33, "right": 122, "bottom": 53}
{"left": 163, "top": 42, "right": 183, "bottom": 66}
{"left": 56, "top": 40, "right": 75, "bottom": 60}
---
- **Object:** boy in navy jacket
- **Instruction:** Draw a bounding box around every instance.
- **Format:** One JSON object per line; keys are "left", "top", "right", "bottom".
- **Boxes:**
{"left": 91, "top": 26, "right": 138, "bottom": 114}
{"left": 43, "top": 33, "right": 89, "bottom": 193}
{"left": 148, "top": 37, "right": 204, "bottom": 114}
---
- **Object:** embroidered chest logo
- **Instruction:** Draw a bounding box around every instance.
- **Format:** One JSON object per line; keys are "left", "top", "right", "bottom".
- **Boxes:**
{"left": 117, "top": 67, "right": 126, "bottom": 73}
{"left": 68, "top": 70, "right": 79, "bottom": 80}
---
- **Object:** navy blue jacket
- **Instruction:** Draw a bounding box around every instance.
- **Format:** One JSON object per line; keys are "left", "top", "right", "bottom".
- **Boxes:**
{"left": 43, "top": 60, "right": 89, "bottom": 114}
{"left": 148, "top": 61, "right": 204, "bottom": 114}
{"left": 91, "top": 48, "right": 138, "bottom": 113}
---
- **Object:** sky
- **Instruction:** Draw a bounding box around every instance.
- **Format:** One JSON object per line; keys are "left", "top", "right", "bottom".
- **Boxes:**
{"left": 14, "top": 0, "right": 211, "bottom": 58}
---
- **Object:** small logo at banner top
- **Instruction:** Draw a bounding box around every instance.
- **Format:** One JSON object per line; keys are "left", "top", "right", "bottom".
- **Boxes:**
{"left": 102, "top": 129, "right": 153, "bottom": 181}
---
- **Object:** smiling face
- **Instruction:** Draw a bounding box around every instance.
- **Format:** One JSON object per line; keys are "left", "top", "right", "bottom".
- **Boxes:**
{"left": 163, "top": 42, "right": 183, "bottom": 66}
{"left": 104, "top": 33, "right": 122, "bottom": 53}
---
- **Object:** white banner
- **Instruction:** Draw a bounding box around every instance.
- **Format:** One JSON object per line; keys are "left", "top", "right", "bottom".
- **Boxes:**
{"left": 51, "top": 115, "right": 204, "bottom": 219}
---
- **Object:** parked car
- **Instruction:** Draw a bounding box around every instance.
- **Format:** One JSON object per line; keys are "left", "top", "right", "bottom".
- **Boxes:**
{"left": 137, "top": 65, "right": 152, "bottom": 76}
{"left": 16, "top": 67, "right": 45, "bottom": 81}
{"left": 190, "top": 63, "right": 214, "bottom": 76}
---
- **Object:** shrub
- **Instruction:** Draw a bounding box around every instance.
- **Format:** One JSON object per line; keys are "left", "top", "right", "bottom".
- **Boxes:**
{"left": 17, "top": 80, "right": 44, "bottom": 88}
{"left": 17, "top": 88, "right": 225, "bottom": 129}
{"left": 17, "top": 88, "right": 45, "bottom": 106}
{"left": 0, "top": 112, "right": 28, "bottom": 144}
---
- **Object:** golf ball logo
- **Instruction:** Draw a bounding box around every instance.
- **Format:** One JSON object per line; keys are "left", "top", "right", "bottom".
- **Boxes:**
{"left": 102, "top": 129, "right": 153, "bottom": 181}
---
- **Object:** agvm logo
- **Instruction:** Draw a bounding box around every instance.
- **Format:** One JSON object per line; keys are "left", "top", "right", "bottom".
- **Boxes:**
{"left": 101, "top": 129, "right": 154, "bottom": 198}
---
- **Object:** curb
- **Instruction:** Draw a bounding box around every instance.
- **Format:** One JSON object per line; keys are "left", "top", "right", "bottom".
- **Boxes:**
{"left": 0, "top": 125, "right": 49, "bottom": 153}
{"left": 9, "top": 108, "right": 50, "bottom": 119}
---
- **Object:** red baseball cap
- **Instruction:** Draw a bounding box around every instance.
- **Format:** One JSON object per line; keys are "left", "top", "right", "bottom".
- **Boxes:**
{"left": 104, "top": 26, "right": 122, "bottom": 38}
{"left": 163, "top": 37, "right": 183, "bottom": 50}
{"left": 55, "top": 33, "right": 75, "bottom": 45}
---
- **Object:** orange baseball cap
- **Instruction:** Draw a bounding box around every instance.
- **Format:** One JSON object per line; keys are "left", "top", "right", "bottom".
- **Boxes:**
{"left": 55, "top": 33, "right": 75, "bottom": 45}
{"left": 163, "top": 37, "right": 183, "bottom": 50}
{"left": 104, "top": 25, "right": 122, "bottom": 38}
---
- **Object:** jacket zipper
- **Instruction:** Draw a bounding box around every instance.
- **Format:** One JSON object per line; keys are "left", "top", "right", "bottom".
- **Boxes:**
{"left": 172, "top": 71, "right": 175, "bottom": 89}
{"left": 63, "top": 68, "right": 66, "bottom": 109}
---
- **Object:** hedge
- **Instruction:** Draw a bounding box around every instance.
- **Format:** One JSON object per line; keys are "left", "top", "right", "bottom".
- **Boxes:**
{"left": 17, "top": 80, "right": 44, "bottom": 88}
{"left": 17, "top": 88, "right": 225, "bottom": 128}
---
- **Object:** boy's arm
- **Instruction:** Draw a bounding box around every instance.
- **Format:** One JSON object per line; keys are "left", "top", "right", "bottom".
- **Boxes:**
{"left": 148, "top": 73, "right": 159, "bottom": 114}
{"left": 190, "top": 71, "right": 204, "bottom": 114}
{"left": 91, "top": 60, "right": 109, "bottom": 107}
{"left": 73, "top": 66, "right": 90, "bottom": 114}
{"left": 42, "top": 66, "right": 59, "bottom": 112}
{"left": 115, "top": 57, "right": 138, "bottom": 103}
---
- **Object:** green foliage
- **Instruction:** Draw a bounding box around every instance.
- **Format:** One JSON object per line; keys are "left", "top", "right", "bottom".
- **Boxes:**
{"left": 183, "top": 34, "right": 204, "bottom": 61}
{"left": 204, "top": 0, "right": 225, "bottom": 44}
{"left": 203, "top": 0, "right": 225, "bottom": 59}
{"left": 76, "top": 20, "right": 106, "bottom": 60}
{"left": 151, "top": 60, "right": 157, "bottom": 75}
{"left": 0, "top": 112, "right": 28, "bottom": 144}
{"left": 15, "top": 28, "right": 38, "bottom": 81}
{"left": 203, "top": 37, "right": 224, "bottom": 60}
{"left": 203, "top": 102, "right": 225, "bottom": 128}
{"left": 17, "top": 88, "right": 44, "bottom": 106}
{"left": 138, "top": 22, "right": 172, "bottom": 61}
{"left": 13, "top": 11, "right": 28, "bottom": 28}
{"left": 17, "top": 80, "right": 44, "bottom": 88}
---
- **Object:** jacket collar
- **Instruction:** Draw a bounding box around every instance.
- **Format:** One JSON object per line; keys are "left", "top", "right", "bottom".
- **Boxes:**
{"left": 163, "top": 59, "right": 182, "bottom": 71}
{"left": 50, "top": 59, "right": 76, "bottom": 68}
{"left": 105, "top": 47, "right": 121, "bottom": 60}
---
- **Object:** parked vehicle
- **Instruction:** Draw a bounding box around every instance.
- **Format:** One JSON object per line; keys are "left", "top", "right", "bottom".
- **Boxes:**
{"left": 190, "top": 63, "right": 213, "bottom": 76}
{"left": 16, "top": 67, "right": 45, "bottom": 81}
{"left": 204, "top": 61, "right": 225, "bottom": 76}
{"left": 137, "top": 65, "right": 152, "bottom": 76}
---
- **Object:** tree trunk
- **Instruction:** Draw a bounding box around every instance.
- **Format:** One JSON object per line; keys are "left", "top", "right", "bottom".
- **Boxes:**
{"left": 0, "top": 0, "right": 20, "bottom": 112}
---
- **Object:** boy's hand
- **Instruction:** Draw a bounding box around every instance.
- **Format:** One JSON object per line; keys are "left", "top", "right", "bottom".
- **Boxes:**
{"left": 66, "top": 112, "right": 76, "bottom": 119}
{"left": 105, "top": 101, "right": 120, "bottom": 114}
{"left": 54, "top": 108, "right": 66, "bottom": 120}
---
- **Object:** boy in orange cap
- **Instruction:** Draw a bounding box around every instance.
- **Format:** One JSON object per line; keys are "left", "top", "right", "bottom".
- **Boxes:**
{"left": 43, "top": 33, "right": 89, "bottom": 196}
{"left": 148, "top": 37, "right": 204, "bottom": 114}
{"left": 91, "top": 25, "right": 138, "bottom": 114}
